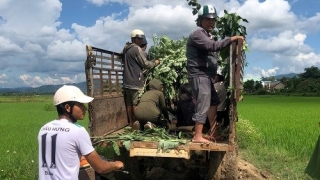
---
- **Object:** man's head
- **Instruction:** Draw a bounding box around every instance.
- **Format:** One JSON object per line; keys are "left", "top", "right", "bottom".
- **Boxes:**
{"left": 131, "top": 29, "right": 145, "bottom": 47}
{"left": 149, "top": 78, "right": 164, "bottom": 92}
{"left": 140, "top": 37, "right": 148, "bottom": 51}
{"left": 54, "top": 85, "right": 94, "bottom": 122}
{"left": 197, "top": 5, "right": 218, "bottom": 32}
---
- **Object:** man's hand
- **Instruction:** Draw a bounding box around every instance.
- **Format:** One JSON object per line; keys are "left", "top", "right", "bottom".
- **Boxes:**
{"left": 113, "top": 161, "right": 124, "bottom": 170}
{"left": 155, "top": 59, "right": 160, "bottom": 66}
{"left": 231, "top": 36, "right": 245, "bottom": 42}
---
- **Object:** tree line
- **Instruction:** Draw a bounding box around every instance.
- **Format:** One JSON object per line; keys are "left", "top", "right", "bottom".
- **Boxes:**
{"left": 243, "top": 66, "right": 320, "bottom": 96}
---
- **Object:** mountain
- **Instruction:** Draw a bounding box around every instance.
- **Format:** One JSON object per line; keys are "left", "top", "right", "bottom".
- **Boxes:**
{"left": 0, "top": 82, "right": 87, "bottom": 95}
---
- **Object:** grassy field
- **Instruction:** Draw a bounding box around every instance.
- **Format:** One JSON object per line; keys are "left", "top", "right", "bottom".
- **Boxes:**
{"left": 0, "top": 95, "right": 319, "bottom": 179}
{"left": 237, "top": 95, "right": 319, "bottom": 179}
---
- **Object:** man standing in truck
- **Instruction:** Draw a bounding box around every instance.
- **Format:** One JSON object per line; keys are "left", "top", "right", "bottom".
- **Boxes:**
{"left": 38, "top": 85, "right": 124, "bottom": 180}
{"left": 186, "top": 5, "right": 244, "bottom": 143}
{"left": 122, "top": 29, "right": 160, "bottom": 126}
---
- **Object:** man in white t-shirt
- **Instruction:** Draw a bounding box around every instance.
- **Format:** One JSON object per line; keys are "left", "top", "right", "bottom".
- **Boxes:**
{"left": 38, "top": 85, "right": 124, "bottom": 180}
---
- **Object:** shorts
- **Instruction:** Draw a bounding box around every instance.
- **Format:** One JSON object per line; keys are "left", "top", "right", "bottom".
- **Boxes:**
{"left": 189, "top": 76, "right": 220, "bottom": 124}
{"left": 123, "top": 88, "right": 141, "bottom": 106}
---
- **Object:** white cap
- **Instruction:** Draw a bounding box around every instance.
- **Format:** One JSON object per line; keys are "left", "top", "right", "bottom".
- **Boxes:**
{"left": 53, "top": 85, "right": 93, "bottom": 105}
{"left": 131, "top": 29, "right": 145, "bottom": 38}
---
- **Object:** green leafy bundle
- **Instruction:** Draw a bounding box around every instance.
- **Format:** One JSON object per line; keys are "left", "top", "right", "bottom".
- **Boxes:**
{"left": 147, "top": 35, "right": 188, "bottom": 100}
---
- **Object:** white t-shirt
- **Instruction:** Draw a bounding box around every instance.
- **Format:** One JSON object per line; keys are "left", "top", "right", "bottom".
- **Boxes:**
{"left": 38, "top": 119, "right": 94, "bottom": 180}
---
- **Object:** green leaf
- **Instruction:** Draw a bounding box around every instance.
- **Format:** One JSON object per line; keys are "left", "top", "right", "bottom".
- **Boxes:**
{"left": 112, "top": 141, "right": 120, "bottom": 156}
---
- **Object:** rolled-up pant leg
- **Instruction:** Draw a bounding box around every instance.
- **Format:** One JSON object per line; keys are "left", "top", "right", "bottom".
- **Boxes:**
{"left": 189, "top": 76, "right": 212, "bottom": 124}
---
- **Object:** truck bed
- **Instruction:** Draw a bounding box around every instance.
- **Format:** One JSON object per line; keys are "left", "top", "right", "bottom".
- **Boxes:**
{"left": 93, "top": 126, "right": 233, "bottom": 159}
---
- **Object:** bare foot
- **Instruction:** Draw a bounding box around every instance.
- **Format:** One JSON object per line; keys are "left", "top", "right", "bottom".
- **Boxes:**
{"left": 191, "top": 137, "right": 211, "bottom": 144}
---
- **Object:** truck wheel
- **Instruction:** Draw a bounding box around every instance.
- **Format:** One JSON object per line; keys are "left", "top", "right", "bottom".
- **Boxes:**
{"left": 114, "top": 147, "right": 147, "bottom": 180}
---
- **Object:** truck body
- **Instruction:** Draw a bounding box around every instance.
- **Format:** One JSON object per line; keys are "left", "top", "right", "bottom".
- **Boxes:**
{"left": 80, "top": 41, "right": 244, "bottom": 180}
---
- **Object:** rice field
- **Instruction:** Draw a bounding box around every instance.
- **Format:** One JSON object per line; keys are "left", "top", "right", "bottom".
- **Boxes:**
{"left": 0, "top": 95, "right": 319, "bottom": 179}
{"left": 237, "top": 95, "right": 320, "bottom": 179}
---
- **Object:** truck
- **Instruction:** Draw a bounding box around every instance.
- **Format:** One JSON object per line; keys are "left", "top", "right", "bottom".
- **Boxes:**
{"left": 79, "top": 40, "right": 244, "bottom": 180}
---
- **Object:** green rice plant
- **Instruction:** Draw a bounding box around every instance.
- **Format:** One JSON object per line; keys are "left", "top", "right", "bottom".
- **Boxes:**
{"left": 237, "top": 95, "right": 319, "bottom": 179}
{"left": 43, "top": 102, "right": 56, "bottom": 111}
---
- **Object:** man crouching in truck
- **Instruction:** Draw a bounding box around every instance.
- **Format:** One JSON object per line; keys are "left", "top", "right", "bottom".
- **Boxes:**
{"left": 38, "top": 85, "right": 124, "bottom": 180}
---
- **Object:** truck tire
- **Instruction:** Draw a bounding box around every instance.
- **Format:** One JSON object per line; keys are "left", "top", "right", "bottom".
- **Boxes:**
{"left": 114, "top": 147, "right": 147, "bottom": 180}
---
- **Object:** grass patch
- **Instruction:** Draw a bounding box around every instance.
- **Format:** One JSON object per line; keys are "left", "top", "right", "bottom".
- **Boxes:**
{"left": 237, "top": 95, "right": 319, "bottom": 179}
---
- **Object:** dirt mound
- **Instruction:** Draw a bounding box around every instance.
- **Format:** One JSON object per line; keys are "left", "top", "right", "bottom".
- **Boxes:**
{"left": 238, "top": 158, "right": 271, "bottom": 180}
{"left": 144, "top": 158, "right": 272, "bottom": 180}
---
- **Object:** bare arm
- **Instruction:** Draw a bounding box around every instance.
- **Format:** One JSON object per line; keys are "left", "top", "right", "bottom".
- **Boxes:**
{"left": 136, "top": 46, "right": 159, "bottom": 69}
{"left": 84, "top": 150, "right": 124, "bottom": 174}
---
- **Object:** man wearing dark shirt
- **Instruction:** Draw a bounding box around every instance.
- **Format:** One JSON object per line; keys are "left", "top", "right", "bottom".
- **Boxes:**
{"left": 122, "top": 29, "right": 160, "bottom": 126}
{"left": 186, "top": 5, "right": 244, "bottom": 143}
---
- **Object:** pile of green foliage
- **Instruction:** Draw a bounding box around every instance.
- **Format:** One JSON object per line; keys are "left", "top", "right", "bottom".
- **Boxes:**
{"left": 147, "top": 35, "right": 188, "bottom": 99}
{"left": 91, "top": 127, "right": 191, "bottom": 155}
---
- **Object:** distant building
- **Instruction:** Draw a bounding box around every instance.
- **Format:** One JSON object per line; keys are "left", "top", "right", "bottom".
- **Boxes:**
{"left": 261, "top": 81, "right": 285, "bottom": 91}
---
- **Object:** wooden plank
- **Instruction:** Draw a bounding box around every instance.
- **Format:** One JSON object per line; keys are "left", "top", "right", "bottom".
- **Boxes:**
{"left": 131, "top": 141, "right": 159, "bottom": 149}
{"left": 188, "top": 142, "right": 233, "bottom": 151}
{"left": 91, "top": 46, "right": 123, "bottom": 56}
{"left": 235, "top": 40, "right": 244, "bottom": 102}
{"left": 95, "top": 60, "right": 122, "bottom": 67}
{"left": 92, "top": 67, "right": 123, "bottom": 72}
{"left": 130, "top": 148, "right": 191, "bottom": 159}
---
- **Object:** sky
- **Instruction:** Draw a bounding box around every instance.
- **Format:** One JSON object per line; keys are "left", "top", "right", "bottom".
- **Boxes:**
{"left": 0, "top": 0, "right": 320, "bottom": 88}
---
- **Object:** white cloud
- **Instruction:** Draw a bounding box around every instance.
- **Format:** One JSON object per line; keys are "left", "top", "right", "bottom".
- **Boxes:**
{"left": 46, "top": 40, "right": 86, "bottom": 62}
{"left": 0, "top": 73, "right": 8, "bottom": 84}
{"left": 19, "top": 73, "right": 85, "bottom": 88}
{"left": 251, "top": 31, "right": 304, "bottom": 54}
{"left": 297, "top": 13, "right": 320, "bottom": 33}
{"left": 1, "top": 0, "right": 320, "bottom": 88}
{"left": 72, "top": 4, "right": 196, "bottom": 52}
{"left": 243, "top": 73, "right": 261, "bottom": 81}
{"left": 86, "top": 0, "right": 185, "bottom": 7}
{"left": 237, "top": 0, "right": 296, "bottom": 32}
{"left": 0, "top": 0, "right": 62, "bottom": 35}
{"left": 279, "top": 52, "right": 320, "bottom": 74}
{"left": 251, "top": 67, "right": 280, "bottom": 78}
{"left": 0, "top": 36, "right": 23, "bottom": 54}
